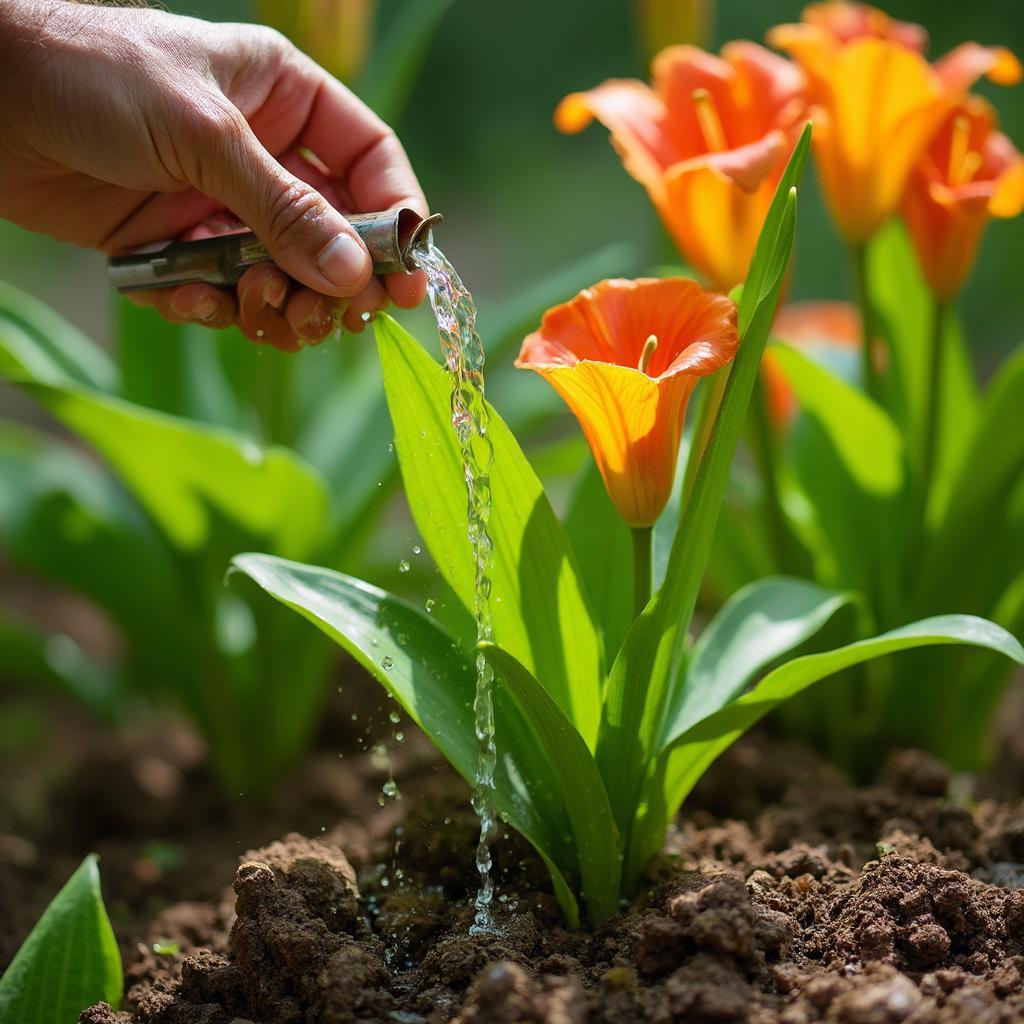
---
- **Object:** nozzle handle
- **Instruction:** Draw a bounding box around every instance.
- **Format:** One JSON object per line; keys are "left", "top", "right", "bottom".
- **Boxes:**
{"left": 108, "top": 208, "right": 442, "bottom": 293}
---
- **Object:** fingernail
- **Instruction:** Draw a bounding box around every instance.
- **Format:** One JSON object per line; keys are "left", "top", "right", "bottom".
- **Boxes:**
{"left": 301, "top": 299, "right": 332, "bottom": 338}
{"left": 263, "top": 279, "right": 287, "bottom": 309}
{"left": 316, "top": 233, "right": 369, "bottom": 289}
{"left": 194, "top": 295, "right": 219, "bottom": 321}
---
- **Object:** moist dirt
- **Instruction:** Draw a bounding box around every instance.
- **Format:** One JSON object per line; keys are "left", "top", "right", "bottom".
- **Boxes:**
{"left": 50, "top": 730, "right": 1024, "bottom": 1024}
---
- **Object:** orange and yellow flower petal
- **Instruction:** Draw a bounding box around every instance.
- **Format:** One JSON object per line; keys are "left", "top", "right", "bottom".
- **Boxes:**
{"left": 517, "top": 278, "right": 737, "bottom": 526}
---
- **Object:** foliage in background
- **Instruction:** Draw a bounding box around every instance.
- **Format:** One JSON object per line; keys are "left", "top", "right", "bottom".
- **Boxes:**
{"left": 0, "top": 855, "right": 122, "bottom": 1022}
{"left": 236, "top": 139, "right": 1024, "bottom": 923}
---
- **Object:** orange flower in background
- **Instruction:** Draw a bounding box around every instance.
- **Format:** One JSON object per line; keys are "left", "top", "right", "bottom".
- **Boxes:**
{"left": 902, "top": 97, "right": 1024, "bottom": 299}
{"left": 769, "top": 7, "right": 1021, "bottom": 243}
{"left": 556, "top": 43, "right": 806, "bottom": 291}
{"left": 516, "top": 279, "right": 737, "bottom": 527}
{"left": 801, "top": 1, "right": 926, "bottom": 51}
{"left": 763, "top": 302, "right": 861, "bottom": 426}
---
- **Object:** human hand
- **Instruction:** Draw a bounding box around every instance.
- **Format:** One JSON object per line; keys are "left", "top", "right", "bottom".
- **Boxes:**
{"left": 0, "top": 0, "right": 428, "bottom": 350}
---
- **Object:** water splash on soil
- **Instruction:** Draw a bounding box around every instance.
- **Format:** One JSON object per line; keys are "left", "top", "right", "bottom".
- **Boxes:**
{"left": 412, "top": 242, "right": 497, "bottom": 934}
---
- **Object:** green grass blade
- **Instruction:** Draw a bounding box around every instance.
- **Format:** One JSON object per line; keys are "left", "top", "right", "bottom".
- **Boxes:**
{"left": 375, "top": 315, "right": 603, "bottom": 745}
{"left": 0, "top": 855, "right": 122, "bottom": 1021}
{"left": 232, "top": 553, "right": 581, "bottom": 925}
{"left": 662, "top": 577, "right": 857, "bottom": 749}
{"left": 480, "top": 642, "right": 621, "bottom": 923}
{"left": 596, "top": 126, "right": 810, "bottom": 836}
{"left": 628, "top": 614, "right": 1024, "bottom": 888}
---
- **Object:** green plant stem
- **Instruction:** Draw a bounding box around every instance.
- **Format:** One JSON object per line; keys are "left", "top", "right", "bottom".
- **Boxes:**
{"left": 748, "top": 371, "right": 792, "bottom": 573}
{"left": 921, "top": 296, "right": 949, "bottom": 517}
{"left": 631, "top": 526, "right": 653, "bottom": 620}
{"left": 852, "top": 243, "right": 881, "bottom": 402}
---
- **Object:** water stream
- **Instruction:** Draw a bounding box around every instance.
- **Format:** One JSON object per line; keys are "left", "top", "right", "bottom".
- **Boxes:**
{"left": 411, "top": 242, "right": 498, "bottom": 934}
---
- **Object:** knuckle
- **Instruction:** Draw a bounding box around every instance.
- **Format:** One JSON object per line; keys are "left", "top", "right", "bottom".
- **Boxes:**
{"left": 263, "top": 180, "right": 326, "bottom": 250}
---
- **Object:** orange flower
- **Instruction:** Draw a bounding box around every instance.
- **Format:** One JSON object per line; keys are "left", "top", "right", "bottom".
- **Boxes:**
{"left": 902, "top": 97, "right": 1024, "bottom": 299}
{"left": 763, "top": 302, "right": 861, "bottom": 425}
{"left": 769, "top": 8, "right": 1021, "bottom": 242}
{"left": 516, "top": 279, "right": 737, "bottom": 527}
{"left": 555, "top": 43, "right": 806, "bottom": 291}
{"left": 800, "top": 1, "right": 926, "bottom": 52}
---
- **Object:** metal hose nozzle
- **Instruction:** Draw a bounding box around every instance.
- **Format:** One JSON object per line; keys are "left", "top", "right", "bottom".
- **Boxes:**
{"left": 107, "top": 207, "right": 443, "bottom": 292}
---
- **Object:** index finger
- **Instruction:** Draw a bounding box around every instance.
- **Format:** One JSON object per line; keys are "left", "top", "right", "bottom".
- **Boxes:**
{"left": 292, "top": 54, "right": 428, "bottom": 219}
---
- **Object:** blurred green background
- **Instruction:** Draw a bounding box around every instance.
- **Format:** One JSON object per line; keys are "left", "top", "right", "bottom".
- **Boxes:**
{"left": 1, "top": 0, "right": 1021, "bottom": 374}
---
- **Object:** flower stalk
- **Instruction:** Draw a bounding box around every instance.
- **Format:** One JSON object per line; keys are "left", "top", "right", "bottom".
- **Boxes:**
{"left": 631, "top": 526, "right": 654, "bottom": 619}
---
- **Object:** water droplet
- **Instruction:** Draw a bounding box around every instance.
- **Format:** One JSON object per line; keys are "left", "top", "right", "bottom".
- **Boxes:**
{"left": 382, "top": 779, "right": 399, "bottom": 799}
{"left": 398, "top": 560, "right": 410, "bottom": 574}
{"left": 412, "top": 545, "right": 422, "bottom": 555}
{"left": 256, "top": 329, "right": 265, "bottom": 338}
{"left": 425, "top": 598, "right": 436, "bottom": 613}
{"left": 389, "top": 711, "right": 401, "bottom": 725}
{"left": 381, "top": 656, "right": 394, "bottom": 670}
{"left": 395, "top": 731, "right": 404, "bottom": 742}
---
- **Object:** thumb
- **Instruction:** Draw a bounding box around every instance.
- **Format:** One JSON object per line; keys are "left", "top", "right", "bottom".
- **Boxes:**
{"left": 197, "top": 115, "right": 372, "bottom": 297}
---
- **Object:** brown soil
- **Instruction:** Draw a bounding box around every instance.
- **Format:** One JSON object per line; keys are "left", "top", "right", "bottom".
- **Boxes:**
{"left": 67, "top": 738, "right": 1024, "bottom": 1024}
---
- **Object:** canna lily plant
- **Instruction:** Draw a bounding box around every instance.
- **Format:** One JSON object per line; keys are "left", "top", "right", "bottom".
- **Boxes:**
{"left": 234, "top": 132, "right": 1023, "bottom": 925}
{"left": 563, "top": 0, "right": 1024, "bottom": 775}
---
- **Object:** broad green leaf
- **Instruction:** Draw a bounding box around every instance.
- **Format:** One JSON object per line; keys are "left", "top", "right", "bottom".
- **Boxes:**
{"left": 769, "top": 344, "right": 903, "bottom": 497}
{"left": 480, "top": 642, "right": 620, "bottom": 923}
{"left": 13, "top": 382, "right": 328, "bottom": 560}
{"left": 564, "top": 463, "right": 633, "bottom": 664}
{"left": 0, "top": 855, "right": 122, "bottom": 1021}
{"left": 231, "top": 553, "right": 581, "bottom": 925}
{"left": 0, "top": 284, "right": 330, "bottom": 559}
{"left": 596, "top": 126, "right": 809, "bottom": 835}
{"left": 774, "top": 344, "right": 909, "bottom": 621}
{"left": 662, "top": 577, "right": 856, "bottom": 749}
{"left": 0, "top": 281, "right": 116, "bottom": 391}
{"left": 626, "top": 614, "right": 1024, "bottom": 887}
{"left": 375, "top": 315, "right": 603, "bottom": 744}
{"left": 359, "top": 0, "right": 457, "bottom": 122}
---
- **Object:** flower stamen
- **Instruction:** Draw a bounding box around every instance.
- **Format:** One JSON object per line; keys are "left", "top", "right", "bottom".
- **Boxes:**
{"left": 691, "top": 88, "right": 727, "bottom": 153}
{"left": 638, "top": 334, "right": 659, "bottom": 374}
{"left": 948, "top": 114, "right": 980, "bottom": 186}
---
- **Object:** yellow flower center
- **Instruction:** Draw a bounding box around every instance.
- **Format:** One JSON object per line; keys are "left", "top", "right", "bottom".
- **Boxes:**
{"left": 691, "top": 88, "right": 727, "bottom": 153}
{"left": 948, "top": 114, "right": 982, "bottom": 186}
{"left": 638, "top": 334, "right": 659, "bottom": 374}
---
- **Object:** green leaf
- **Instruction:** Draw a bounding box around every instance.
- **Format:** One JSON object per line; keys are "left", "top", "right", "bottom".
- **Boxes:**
{"left": 15, "top": 382, "right": 328, "bottom": 559}
{"left": 0, "top": 281, "right": 116, "bottom": 391}
{"left": 480, "top": 642, "right": 621, "bottom": 923}
{"left": 564, "top": 463, "right": 633, "bottom": 664}
{"left": 773, "top": 343, "right": 909, "bottom": 621}
{"left": 375, "top": 315, "right": 603, "bottom": 745}
{"left": 596, "top": 125, "right": 810, "bottom": 836}
{"left": 117, "top": 301, "right": 242, "bottom": 428}
{"left": 359, "top": 0, "right": 457, "bottom": 122}
{"left": 0, "top": 855, "right": 122, "bottom": 1021}
{"left": 868, "top": 221, "right": 979, "bottom": 460}
{"left": 0, "top": 285, "right": 330, "bottom": 560}
{"left": 662, "top": 577, "right": 856, "bottom": 748}
{"left": 627, "top": 614, "right": 1024, "bottom": 887}
{"left": 919, "top": 349, "right": 1024, "bottom": 610}
{"left": 231, "top": 553, "right": 581, "bottom": 925}
{"left": 769, "top": 344, "right": 904, "bottom": 497}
